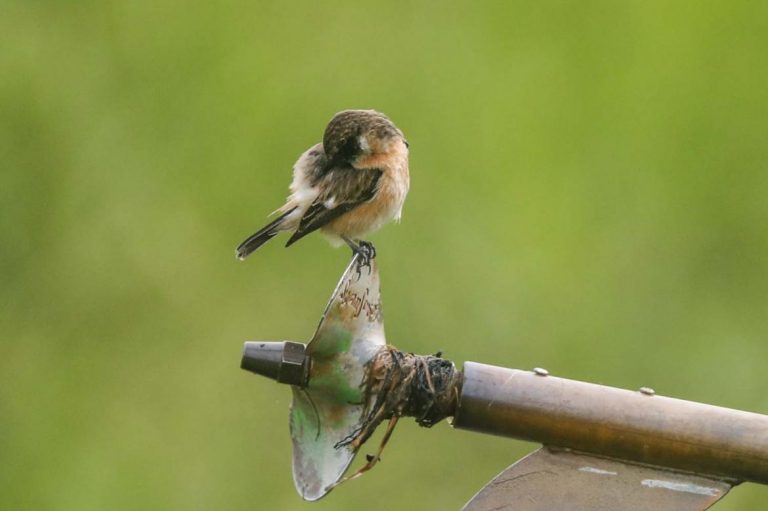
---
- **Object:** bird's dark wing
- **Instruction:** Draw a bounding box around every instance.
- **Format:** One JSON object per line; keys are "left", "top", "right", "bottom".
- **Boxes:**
{"left": 286, "top": 167, "right": 382, "bottom": 247}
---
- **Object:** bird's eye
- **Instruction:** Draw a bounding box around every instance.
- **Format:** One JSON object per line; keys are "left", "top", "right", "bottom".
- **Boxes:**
{"left": 333, "top": 136, "right": 361, "bottom": 163}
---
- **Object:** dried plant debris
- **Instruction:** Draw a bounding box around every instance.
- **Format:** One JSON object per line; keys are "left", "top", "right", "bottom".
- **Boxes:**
{"left": 325, "top": 347, "right": 462, "bottom": 490}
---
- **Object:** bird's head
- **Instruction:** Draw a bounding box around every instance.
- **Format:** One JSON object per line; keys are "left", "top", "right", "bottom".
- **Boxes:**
{"left": 323, "top": 110, "right": 408, "bottom": 169}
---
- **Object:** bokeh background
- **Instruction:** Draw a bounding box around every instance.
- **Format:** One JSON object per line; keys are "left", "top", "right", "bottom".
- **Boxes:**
{"left": 2, "top": 1, "right": 767, "bottom": 509}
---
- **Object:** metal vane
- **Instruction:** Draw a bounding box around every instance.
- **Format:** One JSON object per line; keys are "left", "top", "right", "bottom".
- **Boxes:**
{"left": 241, "top": 255, "right": 385, "bottom": 501}
{"left": 290, "top": 256, "right": 385, "bottom": 500}
{"left": 462, "top": 448, "right": 731, "bottom": 511}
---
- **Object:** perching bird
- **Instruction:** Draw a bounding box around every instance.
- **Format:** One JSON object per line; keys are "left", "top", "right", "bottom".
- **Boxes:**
{"left": 236, "top": 109, "right": 410, "bottom": 261}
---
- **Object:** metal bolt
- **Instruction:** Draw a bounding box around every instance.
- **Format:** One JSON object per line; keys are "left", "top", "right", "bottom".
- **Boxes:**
{"left": 279, "top": 341, "right": 309, "bottom": 385}
{"left": 533, "top": 367, "right": 549, "bottom": 377}
{"left": 241, "top": 341, "right": 309, "bottom": 387}
{"left": 639, "top": 386, "right": 656, "bottom": 396}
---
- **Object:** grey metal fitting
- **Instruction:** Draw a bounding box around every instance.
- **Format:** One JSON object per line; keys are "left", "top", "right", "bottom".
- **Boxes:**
{"left": 241, "top": 341, "right": 309, "bottom": 386}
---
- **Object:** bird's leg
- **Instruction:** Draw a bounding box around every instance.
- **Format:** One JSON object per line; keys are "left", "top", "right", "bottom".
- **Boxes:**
{"left": 342, "top": 236, "right": 360, "bottom": 254}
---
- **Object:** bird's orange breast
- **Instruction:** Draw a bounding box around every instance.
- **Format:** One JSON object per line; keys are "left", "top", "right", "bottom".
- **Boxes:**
{"left": 323, "top": 155, "right": 409, "bottom": 240}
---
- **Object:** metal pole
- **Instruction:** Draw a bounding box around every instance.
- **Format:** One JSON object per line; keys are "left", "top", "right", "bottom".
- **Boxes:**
{"left": 453, "top": 362, "right": 768, "bottom": 484}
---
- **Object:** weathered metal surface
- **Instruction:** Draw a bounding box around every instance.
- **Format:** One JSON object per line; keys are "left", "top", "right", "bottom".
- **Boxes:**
{"left": 289, "top": 256, "right": 386, "bottom": 501}
{"left": 454, "top": 362, "right": 768, "bottom": 484}
{"left": 462, "top": 447, "right": 731, "bottom": 511}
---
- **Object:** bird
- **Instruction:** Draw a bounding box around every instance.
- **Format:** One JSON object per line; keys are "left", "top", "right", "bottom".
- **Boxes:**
{"left": 235, "top": 109, "right": 410, "bottom": 262}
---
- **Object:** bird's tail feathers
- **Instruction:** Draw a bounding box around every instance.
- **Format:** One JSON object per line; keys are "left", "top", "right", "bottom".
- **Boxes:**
{"left": 235, "top": 208, "right": 295, "bottom": 260}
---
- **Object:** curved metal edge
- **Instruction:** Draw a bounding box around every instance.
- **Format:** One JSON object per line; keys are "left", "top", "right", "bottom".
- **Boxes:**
{"left": 462, "top": 447, "right": 734, "bottom": 511}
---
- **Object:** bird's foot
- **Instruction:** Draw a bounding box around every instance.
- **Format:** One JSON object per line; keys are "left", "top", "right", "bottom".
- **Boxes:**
{"left": 357, "top": 240, "right": 376, "bottom": 262}
{"left": 343, "top": 238, "right": 376, "bottom": 275}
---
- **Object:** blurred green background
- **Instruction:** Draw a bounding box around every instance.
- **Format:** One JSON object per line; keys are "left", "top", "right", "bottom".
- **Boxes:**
{"left": 2, "top": 1, "right": 767, "bottom": 509}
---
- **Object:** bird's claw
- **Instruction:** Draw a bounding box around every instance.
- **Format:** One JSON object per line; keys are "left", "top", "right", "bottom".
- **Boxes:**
{"left": 358, "top": 240, "right": 376, "bottom": 261}
{"left": 352, "top": 241, "right": 376, "bottom": 276}
{"left": 342, "top": 237, "right": 376, "bottom": 276}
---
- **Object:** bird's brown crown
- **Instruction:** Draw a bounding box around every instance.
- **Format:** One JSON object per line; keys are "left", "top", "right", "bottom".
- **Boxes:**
{"left": 323, "top": 110, "right": 406, "bottom": 168}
